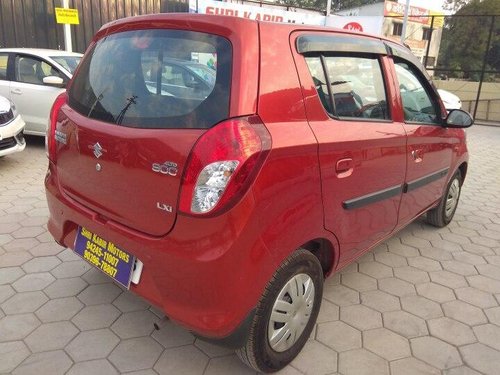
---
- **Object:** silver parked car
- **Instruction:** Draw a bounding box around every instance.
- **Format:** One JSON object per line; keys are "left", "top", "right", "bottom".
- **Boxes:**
{"left": 0, "top": 48, "right": 82, "bottom": 136}
{"left": 0, "top": 95, "right": 25, "bottom": 157}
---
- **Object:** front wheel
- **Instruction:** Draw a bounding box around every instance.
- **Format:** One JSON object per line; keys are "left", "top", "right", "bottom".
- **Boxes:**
{"left": 426, "top": 170, "right": 462, "bottom": 227}
{"left": 236, "top": 249, "right": 323, "bottom": 373}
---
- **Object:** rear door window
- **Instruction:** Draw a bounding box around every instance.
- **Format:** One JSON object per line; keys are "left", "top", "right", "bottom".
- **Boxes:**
{"left": 305, "top": 54, "right": 390, "bottom": 121}
{"left": 69, "top": 30, "right": 231, "bottom": 129}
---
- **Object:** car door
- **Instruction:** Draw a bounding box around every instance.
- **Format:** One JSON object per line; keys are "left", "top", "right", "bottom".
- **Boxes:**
{"left": 293, "top": 33, "right": 407, "bottom": 267}
{"left": 0, "top": 53, "right": 11, "bottom": 101}
{"left": 389, "top": 51, "right": 453, "bottom": 225}
{"left": 10, "top": 54, "right": 66, "bottom": 135}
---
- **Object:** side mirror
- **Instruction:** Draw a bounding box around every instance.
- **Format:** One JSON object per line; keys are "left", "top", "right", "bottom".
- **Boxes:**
{"left": 445, "top": 109, "right": 474, "bottom": 128}
{"left": 43, "top": 76, "right": 65, "bottom": 87}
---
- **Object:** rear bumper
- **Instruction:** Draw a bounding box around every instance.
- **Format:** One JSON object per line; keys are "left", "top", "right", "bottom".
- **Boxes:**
{"left": 45, "top": 160, "right": 274, "bottom": 341}
{"left": 0, "top": 115, "right": 26, "bottom": 157}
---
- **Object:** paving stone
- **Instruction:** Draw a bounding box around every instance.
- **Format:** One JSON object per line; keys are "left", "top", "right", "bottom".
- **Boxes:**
{"left": 111, "top": 310, "right": 158, "bottom": 339}
{"left": 44, "top": 277, "right": 88, "bottom": 298}
{"left": 472, "top": 324, "right": 500, "bottom": 351}
{"left": 317, "top": 321, "right": 361, "bottom": 352}
{"left": 390, "top": 357, "right": 440, "bottom": 375}
{"left": 338, "top": 348, "right": 389, "bottom": 375}
{"left": 401, "top": 295, "right": 443, "bottom": 319}
{"left": 35, "top": 296, "right": 84, "bottom": 322}
{"left": 291, "top": 340, "right": 338, "bottom": 374}
{"left": 460, "top": 343, "right": 500, "bottom": 375}
{"left": 463, "top": 242, "right": 495, "bottom": 256}
{"left": 72, "top": 304, "right": 121, "bottom": 331}
{"left": 0, "top": 313, "right": 40, "bottom": 342}
{"left": 388, "top": 243, "right": 420, "bottom": 258}
{"left": 383, "top": 310, "right": 428, "bottom": 338}
{"left": 485, "top": 306, "right": 500, "bottom": 325}
{"left": 11, "top": 226, "right": 46, "bottom": 239}
{"left": 18, "top": 216, "right": 48, "bottom": 227}
{"left": 67, "top": 359, "right": 119, "bottom": 375}
{"left": 0, "top": 341, "right": 30, "bottom": 374}
{"left": 340, "top": 262, "right": 358, "bottom": 274}
{"left": 411, "top": 336, "right": 462, "bottom": 370}
{"left": 1, "top": 290, "right": 48, "bottom": 314}
{"left": 0, "top": 222, "right": 20, "bottom": 234}
{"left": 452, "top": 252, "right": 486, "bottom": 266}
{"left": 204, "top": 355, "right": 256, "bottom": 375}
{"left": 360, "top": 290, "right": 400, "bottom": 312}
{"left": 29, "top": 242, "right": 65, "bottom": 256}
{"left": 0, "top": 251, "right": 33, "bottom": 267}
{"left": 11, "top": 272, "right": 55, "bottom": 292}
{"left": 317, "top": 299, "right": 340, "bottom": 323}
{"left": 359, "top": 262, "right": 393, "bottom": 279}
{"left": 428, "top": 317, "right": 476, "bottom": 346}
{"left": 393, "top": 266, "right": 430, "bottom": 284}
{"left": 194, "top": 339, "right": 234, "bottom": 358}
{"left": 403, "top": 236, "right": 431, "bottom": 249}
{"left": 443, "top": 366, "right": 482, "bottom": 375}
{"left": 154, "top": 346, "right": 209, "bottom": 375}
{"left": 442, "top": 260, "right": 479, "bottom": 276}
{"left": 374, "top": 252, "right": 407, "bottom": 267}
{"left": 57, "top": 248, "right": 81, "bottom": 262}
{"left": 0, "top": 266, "right": 24, "bottom": 284}
{"left": 429, "top": 270, "right": 468, "bottom": 289}
{"left": 476, "top": 264, "right": 500, "bottom": 281}
{"left": 363, "top": 328, "right": 410, "bottom": 361}
{"left": 25, "top": 321, "right": 79, "bottom": 352}
{"left": 341, "top": 272, "right": 377, "bottom": 292}
{"left": 323, "top": 284, "right": 359, "bottom": 306}
{"left": 408, "top": 257, "right": 442, "bottom": 272}
{"left": 109, "top": 337, "right": 163, "bottom": 373}
{"left": 456, "top": 287, "right": 498, "bottom": 309}
{"left": 340, "top": 304, "right": 382, "bottom": 331}
{"left": 420, "top": 246, "right": 453, "bottom": 261}
{"left": 113, "top": 291, "right": 149, "bottom": 312}
{"left": 66, "top": 329, "right": 120, "bottom": 362}
{"left": 443, "top": 300, "right": 488, "bottom": 325}
{"left": 78, "top": 283, "right": 122, "bottom": 305}
{"left": 467, "top": 275, "right": 500, "bottom": 293}
{"left": 379, "top": 277, "right": 416, "bottom": 297}
{"left": 21, "top": 256, "right": 61, "bottom": 273}
{"left": 0, "top": 233, "right": 13, "bottom": 246}
{"left": 51, "top": 260, "right": 92, "bottom": 278}
{"left": 151, "top": 319, "right": 194, "bottom": 348}
{"left": 416, "top": 282, "right": 456, "bottom": 303}
{"left": 12, "top": 350, "right": 72, "bottom": 375}
{"left": 0, "top": 284, "right": 15, "bottom": 304}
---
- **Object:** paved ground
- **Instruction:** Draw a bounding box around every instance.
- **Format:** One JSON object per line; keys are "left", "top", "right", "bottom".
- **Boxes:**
{"left": 0, "top": 126, "right": 499, "bottom": 375}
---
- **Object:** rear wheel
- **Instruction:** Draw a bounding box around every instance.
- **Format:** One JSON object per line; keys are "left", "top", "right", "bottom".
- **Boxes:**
{"left": 236, "top": 249, "right": 323, "bottom": 373}
{"left": 426, "top": 170, "right": 462, "bottom": 227}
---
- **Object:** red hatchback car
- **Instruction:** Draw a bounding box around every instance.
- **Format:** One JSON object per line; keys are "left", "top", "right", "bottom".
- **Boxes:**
{"left": 45, "top": 14, "right": 473, "bottom": 372}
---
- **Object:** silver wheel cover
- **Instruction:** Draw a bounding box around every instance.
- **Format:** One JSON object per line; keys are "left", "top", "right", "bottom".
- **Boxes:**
{"left": 445, "top": 178, "right": 460, "bottom": 218}
{"left": 268, "top": 273, "right": 315, "bottom": 352}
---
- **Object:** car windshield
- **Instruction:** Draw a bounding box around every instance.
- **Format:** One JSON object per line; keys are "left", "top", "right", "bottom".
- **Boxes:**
{"left": 50, "top": 56, "right": 81, "bottom": 74}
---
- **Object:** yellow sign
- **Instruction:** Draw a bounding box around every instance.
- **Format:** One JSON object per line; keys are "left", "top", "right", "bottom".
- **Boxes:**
{"left": 429, "top": 11, "right": 445, "bottom": 28}
{"left": 55, "top": 7, "right": 79, "bottom": 25}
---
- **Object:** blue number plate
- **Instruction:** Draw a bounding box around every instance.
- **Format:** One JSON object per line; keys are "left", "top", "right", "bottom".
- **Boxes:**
{"left": 74, "top": 227, "right": 135, "bottom": 289}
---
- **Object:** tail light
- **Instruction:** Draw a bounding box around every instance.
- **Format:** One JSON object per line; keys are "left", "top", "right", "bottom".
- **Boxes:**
{"left": 46, "top": 92, "right": 67, "bottom": 161}
{"left": 179, "top": 116, "right": 271, "bottom": 215}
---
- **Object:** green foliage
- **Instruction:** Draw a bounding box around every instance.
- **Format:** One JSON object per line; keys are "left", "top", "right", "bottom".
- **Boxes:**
{"left": 438, "top": 0, "right": 500, "bottom": 81}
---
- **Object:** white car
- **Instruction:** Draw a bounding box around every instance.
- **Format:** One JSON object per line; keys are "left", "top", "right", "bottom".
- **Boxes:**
{"left": 438, "top": 89, "right": 462, "bottom": 111}
{"left": 0, "top": 95, "right": 25, "bottom": 157}
{"left": 0, "top": 48, "right": 82, "bottom": 136}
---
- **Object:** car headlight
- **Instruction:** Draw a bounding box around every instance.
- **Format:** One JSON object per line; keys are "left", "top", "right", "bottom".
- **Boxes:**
{"left": 0, "top": 99, "right": 15, "bottom": 126}
{"left": 9, "top": 100, "right": 18, "bottom": 118}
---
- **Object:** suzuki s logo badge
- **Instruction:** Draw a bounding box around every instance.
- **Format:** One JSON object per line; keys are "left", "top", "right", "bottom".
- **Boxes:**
{"left": 89, "top": 142, "right": 106, "bottom": 159}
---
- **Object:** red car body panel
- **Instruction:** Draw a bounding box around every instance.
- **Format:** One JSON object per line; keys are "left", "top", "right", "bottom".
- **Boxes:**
{"left": 45, "top": 14, "right": 469, "bottom": 342}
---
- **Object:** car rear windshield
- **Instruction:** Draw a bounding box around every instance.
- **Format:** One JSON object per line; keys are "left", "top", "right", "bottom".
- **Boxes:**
{"left": 68, "top": 29, "right": 231, "bottom": 129}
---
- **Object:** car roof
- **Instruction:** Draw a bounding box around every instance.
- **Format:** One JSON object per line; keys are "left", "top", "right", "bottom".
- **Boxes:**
{"left": 0, "top": 48, "right": 83, "bottom": 58}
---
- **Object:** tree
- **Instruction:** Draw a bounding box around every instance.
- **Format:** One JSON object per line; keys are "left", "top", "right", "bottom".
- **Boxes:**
{"left": 437, "top": 0, "right": 500, "bottom": 80}
{"left": 443, "top": 0, "right": 472, "bottom": 13}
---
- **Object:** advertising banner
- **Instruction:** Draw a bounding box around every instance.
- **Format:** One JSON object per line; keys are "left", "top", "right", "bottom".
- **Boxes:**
{"left": 190, "top": 0, "right": 384, "bottom": 34}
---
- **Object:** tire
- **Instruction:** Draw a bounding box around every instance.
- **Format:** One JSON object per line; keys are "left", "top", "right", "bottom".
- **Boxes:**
{"left": 426, "top": 170, "right": 462, "bottom": 227}
{"left": 236, "top": 249, "right": 323, "bottom": 373}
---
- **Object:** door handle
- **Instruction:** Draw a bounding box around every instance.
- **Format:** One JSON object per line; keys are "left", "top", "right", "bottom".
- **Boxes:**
{"left": 411, "top": 149, "right": 424, "bottom": 163}
{"left": 336, "top": 158, "right": 354, "bottom": 178}
{"left": 11, "top": 88, "right": 22, "bottom": 95}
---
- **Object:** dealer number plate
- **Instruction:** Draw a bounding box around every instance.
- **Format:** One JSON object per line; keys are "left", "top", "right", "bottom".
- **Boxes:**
{"left": 74, "top": 227, "right": 135, "bottom": 289}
